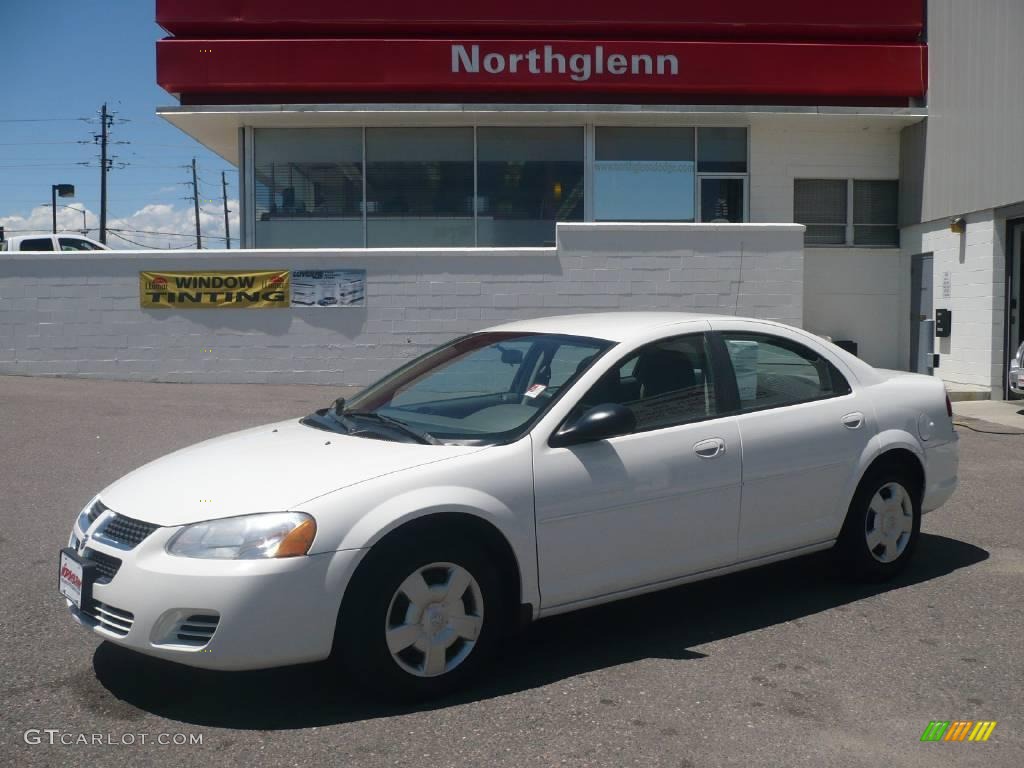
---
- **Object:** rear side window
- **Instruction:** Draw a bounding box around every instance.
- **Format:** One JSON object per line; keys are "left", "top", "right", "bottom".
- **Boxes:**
{"left": 721, "top": 332, "right": 850, "bottom": 413}
{"left": 19, "top": 238, "right": 54, "bottom": 251}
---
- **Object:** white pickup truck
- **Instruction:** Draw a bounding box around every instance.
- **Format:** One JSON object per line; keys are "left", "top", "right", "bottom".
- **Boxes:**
{"left": 0, "top": 233, "right": 110, "bottom": 252}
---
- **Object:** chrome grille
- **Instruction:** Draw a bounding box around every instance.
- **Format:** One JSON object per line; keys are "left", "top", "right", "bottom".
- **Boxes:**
{"left": 83, "top": 549, "right": 121, "bottom": 582}
{"left": 100, "top": 514, "right": 160, "bottom": 548}
{"left": 81, "top": 600, "right": 134, "bottom": 636}
{"left": 87, "top": 499, "right": 108, "bottom": 524}
{"left": 174, "top": 614, "right": 220, "bottom": 647}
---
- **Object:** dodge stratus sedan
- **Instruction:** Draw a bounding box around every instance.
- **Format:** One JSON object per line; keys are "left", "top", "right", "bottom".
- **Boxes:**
{"left": 60, "top": 313, "right": 959, "bottom": 700}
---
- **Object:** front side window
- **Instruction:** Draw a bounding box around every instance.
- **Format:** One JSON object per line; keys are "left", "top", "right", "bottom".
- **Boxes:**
{"left": 330, "top": 332, "right": 612, "bottom": 444}
{"left": 720, "top": 333, "right": 851, "bottom": 412}
{"left": 569, "top": 333, "right": 717, "bottom": 432}
{"left": 59, "top": 237, "right": 101, "bottom": 251}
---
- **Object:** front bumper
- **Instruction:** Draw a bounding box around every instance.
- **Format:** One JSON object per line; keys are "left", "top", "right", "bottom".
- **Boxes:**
{"left": 922, "top": 433, "right": 959, "bottom": 514}
{"left": 65, "top": 522, "right": 365, "bottom": 670}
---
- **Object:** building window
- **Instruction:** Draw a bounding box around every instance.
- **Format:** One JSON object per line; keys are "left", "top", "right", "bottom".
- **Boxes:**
{"left": 477, "top": 127, "right": 584, "bottom": 247}
{"left": 250, "top": 125, "right": 752, "bottom": 248}
{"left": 853, "top": 180, "right": 900, "bottom": 247}
{"left": 594, "top": 127, "right": 696, "bottom": 222}
{"left": 700, "top": 178, "right": 745, "bottom": 223}
{"left": 365, "top": 128, "right": 475, "bottom": 247}
{"left": 254, "top": 128, "right": 364, "bottom": 248}
{"left": 794, "top": 178, "right": 899, "bottom": 247}
{"left": 697, "top": 128, "right": 748, "bottom": 173}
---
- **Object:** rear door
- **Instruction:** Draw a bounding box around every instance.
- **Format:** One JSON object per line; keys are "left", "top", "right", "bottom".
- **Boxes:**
{"left": 709, "top": 324, "right": 876, "bottom": 560}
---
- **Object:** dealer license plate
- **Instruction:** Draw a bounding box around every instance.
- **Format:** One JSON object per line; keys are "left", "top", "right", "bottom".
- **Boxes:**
{"left": 58, "top": 549, "right": 87, "bottom": 609}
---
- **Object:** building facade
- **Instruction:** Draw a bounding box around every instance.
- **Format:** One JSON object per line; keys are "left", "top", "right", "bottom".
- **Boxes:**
{"left": 154, "top": 0, "right": 1024, "bottom": 398}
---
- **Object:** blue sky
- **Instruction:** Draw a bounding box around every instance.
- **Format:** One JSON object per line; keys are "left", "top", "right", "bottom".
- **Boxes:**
{"left": 0, "top": 1, "right": 237, "bottom": 248}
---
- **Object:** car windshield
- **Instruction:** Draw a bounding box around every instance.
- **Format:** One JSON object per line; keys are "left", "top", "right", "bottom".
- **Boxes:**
{"left": 310, "top": 331, "right": 613, "bottom": 445}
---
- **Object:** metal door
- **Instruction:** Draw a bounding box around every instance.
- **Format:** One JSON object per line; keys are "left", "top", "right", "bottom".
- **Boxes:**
{"left": 910, "top": 253, "right": 934, "bottom": 374}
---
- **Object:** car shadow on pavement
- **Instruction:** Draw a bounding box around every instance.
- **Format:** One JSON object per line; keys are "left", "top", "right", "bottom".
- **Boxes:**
{"left": 92, "top": 532, "right": 987, "bottom": 729}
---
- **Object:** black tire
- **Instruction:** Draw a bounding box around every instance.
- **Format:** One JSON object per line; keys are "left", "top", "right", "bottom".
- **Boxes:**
{"left": 835, "top": 465, "right": 921, "bottom": 582}
{"left": 332, "top": 527, "right": 510, "bottom": 703}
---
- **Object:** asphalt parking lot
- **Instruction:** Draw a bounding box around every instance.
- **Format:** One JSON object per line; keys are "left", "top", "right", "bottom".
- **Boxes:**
{"left": 1, "top": 374, "right": 1021, "bottom": 768}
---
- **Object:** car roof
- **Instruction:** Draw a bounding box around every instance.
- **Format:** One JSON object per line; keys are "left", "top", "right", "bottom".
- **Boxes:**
{"left": 482, "top": 312, "right": 716, "bottom": 343}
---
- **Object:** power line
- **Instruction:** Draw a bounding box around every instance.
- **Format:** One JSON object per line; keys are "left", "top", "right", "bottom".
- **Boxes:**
{"left": 0, "top": 141, "right": 87, "bottom": 146}
{"left": 0, "top": 118, "right": 90, "bottom": 123}
{"left": 106, "top": 230, "right": 192, "bottom": 249}
{"left": 107, "top": 227, "right": 228, "bottom": 241}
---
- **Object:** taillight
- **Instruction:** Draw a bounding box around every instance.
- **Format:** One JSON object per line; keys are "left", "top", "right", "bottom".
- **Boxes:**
{"left": 945, "top": 393, "right": 953, "bottom": 419}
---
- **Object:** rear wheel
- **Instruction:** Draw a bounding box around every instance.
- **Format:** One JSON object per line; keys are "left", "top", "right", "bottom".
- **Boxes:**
{"left": 835, "top": 466, "right": 921, "bottom": 582}
{"left": 333, "top": 529, "right": 509, "bottom": 702}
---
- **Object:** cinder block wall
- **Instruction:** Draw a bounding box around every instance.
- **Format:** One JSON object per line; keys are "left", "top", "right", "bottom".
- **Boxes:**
{"left": 901, "top": 211, "right": 1005, "bottom": 396}
{"left": 0, "top": 223, "right": 804, "bottom": 385}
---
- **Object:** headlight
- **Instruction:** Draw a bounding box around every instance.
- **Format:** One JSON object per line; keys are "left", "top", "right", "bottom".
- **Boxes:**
{"left": 166, "top": 512, "right": 316, "bottom": 560}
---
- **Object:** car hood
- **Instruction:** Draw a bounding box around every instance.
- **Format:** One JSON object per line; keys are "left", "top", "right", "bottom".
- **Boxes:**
{"left": 99, "top": 418, "right": 485, "bottom": 527}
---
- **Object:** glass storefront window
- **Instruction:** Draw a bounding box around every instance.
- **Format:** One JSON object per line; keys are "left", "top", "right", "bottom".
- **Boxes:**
{"left": 254, "top": 128, "right": 363, "bottom": 248}
{"left": 365, "top": 128, "right": 474, "bottom": 247}
{"left": 697, "top": 128, "right": 748, "bottom": 173}
{"left": 700, "top": 178, "right": 745, "bottom": 223}
{"left": 250, "top": 125, "right": 749, "bottom": 247}
{"left": 477, "top": 127, "right": 584, "bottom": 247}
{"left": 594, "top": 127, "right": 696, "bottom": 221}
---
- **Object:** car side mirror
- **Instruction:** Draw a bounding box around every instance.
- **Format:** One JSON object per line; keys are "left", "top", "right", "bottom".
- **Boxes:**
{"left": 550, "top": 403, "right": 636, "bottom": 448}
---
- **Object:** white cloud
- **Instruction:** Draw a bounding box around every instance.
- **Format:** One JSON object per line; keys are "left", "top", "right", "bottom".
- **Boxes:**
{"left": 0, "top": 202, "right": 241, "bottom": 250}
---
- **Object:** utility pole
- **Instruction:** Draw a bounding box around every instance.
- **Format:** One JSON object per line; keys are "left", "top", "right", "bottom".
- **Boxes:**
{"left": 221, "top": 171, "right": 231, "bottom": 249}
{"left": 191, "top": 158, "right": 202, "bottom": 249}
{"left": 99, "top": 103, "right": 110, "bottom": 244}
{"left": 88, "top": 104, "right": 125, "bottom": 245}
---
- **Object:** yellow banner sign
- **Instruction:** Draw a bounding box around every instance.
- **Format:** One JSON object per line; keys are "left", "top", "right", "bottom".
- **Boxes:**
{"left": 140, "top": 270, "right": 290, "bottom": 309}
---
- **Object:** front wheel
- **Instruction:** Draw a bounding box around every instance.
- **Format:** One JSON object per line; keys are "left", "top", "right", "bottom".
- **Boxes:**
{"left": 835, "top": 468, "right": 921, "bottom": 582}
{"left": 333, "top": 530, "right": 508, "bottom": 702}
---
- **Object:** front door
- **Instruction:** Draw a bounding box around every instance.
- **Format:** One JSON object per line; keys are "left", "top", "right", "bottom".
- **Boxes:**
{"left": 910, "top": 253, "right": 935, "bottom": 374}
{"left": 533, "top": 332, "right": 742, "bottom": 608}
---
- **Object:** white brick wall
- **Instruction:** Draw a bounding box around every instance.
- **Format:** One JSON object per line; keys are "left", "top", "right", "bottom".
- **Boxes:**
{"left": 749, "top": 116, "right": 910, "bottom": 370}
{"left": 902, "top": 211, "right": 1005, "bottom": 395}
{"left": 0, "top": 222, "right": 804, "bottom": 385}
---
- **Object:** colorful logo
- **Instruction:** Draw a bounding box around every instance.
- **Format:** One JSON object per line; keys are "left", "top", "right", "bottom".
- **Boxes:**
{"left": 920, "top": 721, "right": 997, "bottom": 742}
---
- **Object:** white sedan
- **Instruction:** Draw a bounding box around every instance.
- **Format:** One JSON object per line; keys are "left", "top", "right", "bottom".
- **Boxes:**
{"left": 60, "top": 313, "right": 959, "bottom": 700}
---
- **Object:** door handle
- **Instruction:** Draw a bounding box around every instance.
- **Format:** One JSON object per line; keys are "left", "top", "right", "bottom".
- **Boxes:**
{"left": 694, "top": 438, "right": 726, "bottom": 458}
{"left": 841, "top": 412, "right": 864, "bottom": 430}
